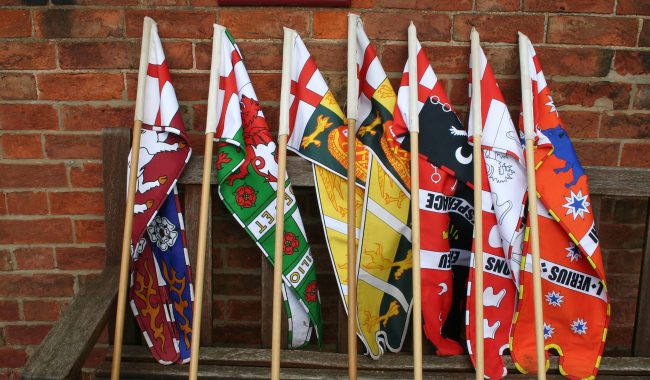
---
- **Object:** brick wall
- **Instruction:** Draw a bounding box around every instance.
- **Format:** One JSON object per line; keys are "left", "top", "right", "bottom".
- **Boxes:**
{"left": 0, "top": 0, "right": 649, "bottom": 377}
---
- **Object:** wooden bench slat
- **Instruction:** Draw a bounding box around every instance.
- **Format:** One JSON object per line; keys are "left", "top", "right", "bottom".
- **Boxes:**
{"left": 633, "top": 197, "right": 650, "bottom": 356}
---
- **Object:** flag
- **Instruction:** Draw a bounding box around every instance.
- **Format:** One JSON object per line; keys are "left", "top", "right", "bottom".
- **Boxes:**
{"left": 510, "top": 36, "right": 609, "bottom": 379}
{"left": 391, "top": 38, "right": 473, "bottom": 355}
{"left": 284, "top": 31, "right": 369, "bottom": 327}
{"left": 353, "top": 18, "right": 413, "bottom": 358}
{"left": 211, "top": 28, "right": 322, "bottom": 348}
{"left": 128, "top": 22, "right": 193, "bottom": 364}
{"left": 465, "top": 46, "right": 526, "bottom": 379}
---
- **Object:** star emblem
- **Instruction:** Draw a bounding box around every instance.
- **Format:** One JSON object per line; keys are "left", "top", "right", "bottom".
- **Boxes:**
{"left": 563, "top": 190, "right": 591, "bottom": 220}
{"left": 545, "top": 291, "right": 564, "bottom": 307}
{"left": 565, "top": 242, "right": 581, "bottom": 262}
{"left": 545, "top": 95, "right": 558, "bottom": 117}
{"left": 543, "top": 322, "right": 555, "bottom": 340}
{"left": 570, "top": 318, "right": 588, "bottom": 335}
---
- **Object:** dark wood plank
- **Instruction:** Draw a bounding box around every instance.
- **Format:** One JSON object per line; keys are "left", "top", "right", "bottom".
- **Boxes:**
{"left": 633, "top": 197, "right": 650, "bottom": 357}
{"left": 336, "top": 299, "right": 348, "bottom": 353}
{"left": 184, "top": 184, "right": 213, "bottom": 346}
{"left": 23, "top": 267, "right": 119, "bottom": 380}
{"left": 260, "top": 256, "right": 288, "bottom": 349}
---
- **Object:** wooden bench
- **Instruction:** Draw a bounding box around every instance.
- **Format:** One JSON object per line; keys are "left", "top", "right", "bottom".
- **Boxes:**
{"left": 22, "top": 128, "right": 650, "bottom": 379}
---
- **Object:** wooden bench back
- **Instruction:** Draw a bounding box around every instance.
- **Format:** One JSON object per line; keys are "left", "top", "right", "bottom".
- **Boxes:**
{"left": 102, "top": 128, "right": 650, "bottom": 356}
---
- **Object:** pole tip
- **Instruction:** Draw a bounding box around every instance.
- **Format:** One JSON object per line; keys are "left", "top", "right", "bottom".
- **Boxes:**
{"left": 143, "top": 16, "right": 157, "bottom": 27}
{"left": 470, "top": 26, "right": 479, "bottom": 39}
{"left": 409, "top": 21, "right": 415, "bottom": 29}
{"left": 348, "top": 13, "right": 360, "bottom": 21}
{"left": 213, "top": 23, "right": 226, "bottom": 32}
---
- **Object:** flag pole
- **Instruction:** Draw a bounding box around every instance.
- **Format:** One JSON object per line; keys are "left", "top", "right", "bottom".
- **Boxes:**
{"left": 346, "top": 13, "right": 360, "bottom": 380}
{"left": 470, "top": 27, "right": 485, "bottom": 380}
{"left": 408, "top": 22, "right": 423, "bottom": 380}
{"left": 189, "top": 24, "right": 224, "bottom": 380}
{"left": 111, "top": 16, "right": 154, "bottom": 380}
{"left": 518, "top": 31, "right": 547, "bottom": 380}
{"left": 271, "top": 27, "right": 295, "bottom": 380}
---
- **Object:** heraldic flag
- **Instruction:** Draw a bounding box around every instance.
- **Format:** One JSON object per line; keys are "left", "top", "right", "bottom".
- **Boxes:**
{"left": 392, "top": 36, "right": 473, "bottom": 356}
{"left": 353, "top": 17, "right": 414, "bottom": 359}
{"left": 211, "top": 27, "right": 323, "bottom": 348}
{"left": 128, "top": 22, "right": 194, "bottom": 365}
{"left": 465, "top": 46, "right": 526, "bottom": 379}
{"left": 510, "top": 34, "right": 609, "bottom": 379}
{"left": 284, "top": 31, "right": 368, "bottom": 326}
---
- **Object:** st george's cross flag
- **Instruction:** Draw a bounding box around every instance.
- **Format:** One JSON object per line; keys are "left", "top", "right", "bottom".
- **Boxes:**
{"left": 128, "top": 21, "right": 194, "bottom": 365}
{"left": 510, "top": 35, "right": 609, "bottom": 379}
{"left": 352, "top": 17, "right": 414, "bottom": 359}
{"left": 391, "top": 37, "right": 473, "bottom": 355}
{"left": 285, "top": 31, "right": 369, "bottom": 323}
{"left": 210, "top": 27, "right": 323, "bottom": 348}
{"left": 465, "top": 46, "right": 526, "bottom": 379}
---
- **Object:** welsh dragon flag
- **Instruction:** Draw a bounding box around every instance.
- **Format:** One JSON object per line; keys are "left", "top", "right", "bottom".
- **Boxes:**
{"left": 510, "top": 35, "right": 609, "bottom": 379}
{"left": 465, "top": 46, "right": 526, "bottom": 379}
{"left": 128, "top": 21, "right": 194, "bottom": 364}
{"left": 391, "top": 38, "right": 472, "bottom": 355}
{"left": 211, "top": 28, "right": 322, "bottom": 348}
{"left": 353, "top": 18, "right": 413, "bottom": 358}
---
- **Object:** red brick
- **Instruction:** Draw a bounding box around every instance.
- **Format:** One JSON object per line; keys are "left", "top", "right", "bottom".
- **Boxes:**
{"left": 4, "top": 324, "right": 52, "bottom": 345}
{"left": 58, "top": 42, "right": 136, "bottom": 70}
{"left": 82, "top": 346, "right": 109, "bottom": 371}
{"left": 377, "top": 0, "right": 471, "bottom": 10}
{"left": 74, "top": 219, "right": 105, "bottom": 243}
{"left": 221, "top": 9, "right": 307, "bottom": 39}
{"left": 0, "top": 74, "right": 36, "bottom": 100}
{"left": 614, "top": 51, "right": 650, "bottom": 75}
{"left": 313, "top": 10, "right": 348, "bottom": 39}
{"left": 613, "top": 198, "right": 648, "bottom": 224}
{"left": 573, "top": 141, "right": 619, "bottom": 166}
{"left": 0, "top": 10, "right": 31, "bottom": 37}
{"left": 70, "top": 163, "right": 103, "bottom": 188}
{"left": 0, "top": 42, "right": 56, "bottom": 70}
{"left": 56, "top": 246, "right": 106, "bottom": 270}
{"left": 226, "top": 246, "right": 262, "bottom": 270}
{"left": 158, "top": 41, "right": 193, "bottom": 69}
{"left": 62, "top": 105, "right": 132, "bottom": 131}
{"left": 0, "top": 249, "right": 11, "bottom": 271}
{"left": 560, "top": 111, "right": 599, "bottom": 138}
{"left": 600, "top": 223, "right": 645, "bottom": 250}
{"left": 0, "top": 134, "right": 43, "bottom": 159}
{"left": 45, "top": 134, "right": 101, "bottom": 159}
{"left": 621, "top": 142, "right": 650, "bottom": 167}
{"left": 217, "top": 273, "right": 260, "bottom": 296}
{"left": 0, "top": 163, "right": 68, "bottom": 189}
{"left": 23, "top": 300, "right": 67, "bottom": 322}
{"left": 550, "top": 81, "right": 631, "bottom": 110}
{"left": 0, "top": 301, "right": 20, "bottom": 322}
{"left": 6, "top": 191, "right": 48, "bottom": 215}
{"left": 547, "top": 16, "right": 638, "bottom": 46}
{"left": 126, "top": 10, "right": 214, "bottom": 38}
{"left": 213, "top": 323, "right": 261, "bottom": 345}
{"left": 143, "top": 0, "right": 188, "bottom": 4}
{"left": 0, "top": 193, "right": 6, "bottom": 215}
{"left": 35, "top": 9, "right": 124, "bottom": 38}
{"left": 226, "top": 300, "right": 261, "bottom": 321}
{"left": 309, "top": 42, "right": 347, "bottom": 71}
{"left": 128, "top": 73, "right": 208, "bottom": 101}
{"left": 535, "top": 47, "right": 613, "bottom": 77}
{"left": 249, "top": 73, "right": 282, "bottom": 102}
{"left": 205, "top": 41, "right": 282, "bottom": 71}
{"left": 362, "top": 12, "right": 451, "bottom": 41}
{"left": 617, "top": 0, "right": 650, "bottom": 15}
{"left": 640, "top": 22, "right": 650, "bottom": 47}
{"left": 483, "top": 46, "right": 519, "bottom": 75}
{"left": 633, "top": 84, "right": 650, "bottom": 110}
{"left": 0, "top": 104, "right": 58, "bottom": 131}
{"left": 50, "top": 191, "right": 104, "bottom": 215}
{"left": 0, "top": 348, "right": 28, "bottom": 368}
{"left": 606, "top": 250, "right": 642, "bottom": 275}
{"left": 477, "top": 0, "right": 519, "bottom": 11}
{"left": 38, "top": 73, "right": 124, "bottom": 101}
{"left": 14, "top": 247, "right": 55, "bottom": 270}
{"left": 454, "top": 14, "right": 545, "bottom": 43}
{"left": 601, "top": 113, "right": 650, "bottom": 139}
{"left": 0, "top": 218, "right": 72, "bottom": 244}
{"left": 68, "top": 0, "right": 137, "bottom": 3}
{"left": 525, "top": 0, "right": 614, "bottom": 13}
{"left": 0, "top": 273, "right": 74, "bottom": 297}
{"left": 351, "top": 0, "right": 374, "bottom": 8}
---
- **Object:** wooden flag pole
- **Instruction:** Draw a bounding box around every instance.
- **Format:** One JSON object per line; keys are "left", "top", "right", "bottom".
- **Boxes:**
{"left": 470, "top": 27, "right": 485, "bottom": 380}
{"left": 346, "top": 13, "right": 360, "bottom": 380}
{"left": 518, "top": 31, "right": 547, "bottom": 380}
{"left": 408, "top": 22, "right": 423, "bottom": 380}
{"left": 189, "top": 24, "right": 224, "bottom": 380}
{"left": 111, "top": 16, "right": 154, "bottom": 380}
{"left": 271, "top": 27, "right": 295, "bottom": 380}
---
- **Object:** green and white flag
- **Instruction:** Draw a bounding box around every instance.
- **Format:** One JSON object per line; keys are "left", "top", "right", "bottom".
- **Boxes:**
{"left": 208, "top": 26, "right": 322, "bottom": 347}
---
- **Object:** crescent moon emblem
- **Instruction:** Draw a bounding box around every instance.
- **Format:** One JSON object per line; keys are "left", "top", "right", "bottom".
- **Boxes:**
{"left": 455, "top": 147, "right": 472, "bottom": 165}
{"left": 437, "top": 282, "right": 448, "bottom": 295}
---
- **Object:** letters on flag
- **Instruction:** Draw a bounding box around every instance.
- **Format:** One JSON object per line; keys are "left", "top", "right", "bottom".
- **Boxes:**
{"left": 211, "top": 28, "right": 322, "bottom": 348}
{"left": 353, "top": 19, "right": 414, "bottom": 358}
{"left": 391, "top": 38, "right": 472, "bottom": 355}
{"left": 465, "top": 47, "right": 525, "bottom": 379}
{"left": 128, "top": 23, "right": 194, "bottom": 364}
{"left": 510, "top": 36, "right": 609, "bottom": 379}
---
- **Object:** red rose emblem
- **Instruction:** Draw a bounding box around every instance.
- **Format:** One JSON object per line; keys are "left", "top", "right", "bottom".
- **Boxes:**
{"left": 283, "top": 232, "right": 299, "bottom": 255}
{"left": 235, "top": 185, "right": 256, "bottom": 208}
{"left": 305, "top": 281, "right": 318, "bottom": 303}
